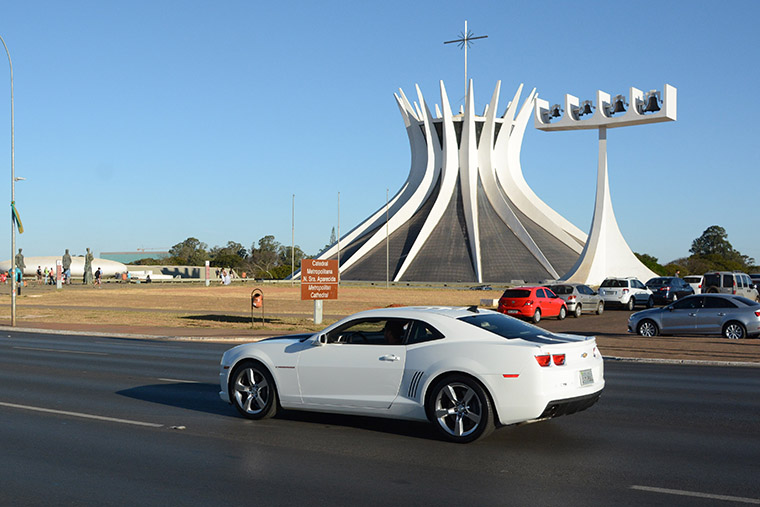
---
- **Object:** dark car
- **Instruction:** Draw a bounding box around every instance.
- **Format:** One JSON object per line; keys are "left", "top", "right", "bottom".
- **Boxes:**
{"left": 645, "top": 277, "right": 694, "bottom": 304}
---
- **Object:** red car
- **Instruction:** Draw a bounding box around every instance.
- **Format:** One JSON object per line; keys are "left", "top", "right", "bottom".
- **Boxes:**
{"left": 497, "top": 286, "right": 568, "bottom": 323}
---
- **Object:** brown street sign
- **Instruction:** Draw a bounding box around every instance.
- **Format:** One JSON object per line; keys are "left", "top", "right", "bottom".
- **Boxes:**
{"left": 300, "top": 259, "right": 339, "bottom": 300}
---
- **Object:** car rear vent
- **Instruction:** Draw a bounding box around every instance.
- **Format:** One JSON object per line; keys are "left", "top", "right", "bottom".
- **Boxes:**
{"left": 408, "top": 371, "right": 424, "bottom": 399}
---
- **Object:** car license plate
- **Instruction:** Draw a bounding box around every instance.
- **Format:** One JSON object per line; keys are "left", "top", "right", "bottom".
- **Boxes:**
{"left": 580, "top": 369, "right": 594, "bottom": 386}
{"left": 507, "top": 310, "right": 518, "bottom": 314}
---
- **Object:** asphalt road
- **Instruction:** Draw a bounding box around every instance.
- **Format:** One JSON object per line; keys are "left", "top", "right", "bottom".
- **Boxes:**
{"left": 1, "top": 331, "right": 759, "bottom": 506}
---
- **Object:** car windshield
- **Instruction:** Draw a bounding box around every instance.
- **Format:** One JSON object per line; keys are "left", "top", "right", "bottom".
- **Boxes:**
{"left": 501, "top": 289, "right": 531, "bottom": 298}
{"left": 547, "top": 285, "right": 573, "bottom": 295}
{"left": 600, "top": 279, "right": 626, "bottom": 288}
{"left": 459, "top": 313, "right": 580, "bottom": 344}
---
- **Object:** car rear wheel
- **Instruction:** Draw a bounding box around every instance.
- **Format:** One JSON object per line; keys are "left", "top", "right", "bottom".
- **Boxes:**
{"left": 557, "top": 306, "right": 566, "bottom": 320}
{"left": 596, "top": 301, "right": 604, "bottom": 315}
{"left": 646, "top": 297, "right": 654, "bottom": 308}
{"left": 230, "top": 361, "right": 279, "bottom": 419}
{"left": 637, "top": 319, "right": 658, "bottom": 337}
{"left": 626, "top": 298, "right": 635, "bottom": 311}
{"left": 723, "top": 322, "right": 746, "bottom": 340}
{"left": 532, "top": 309, "right": 541, "bottom": 324}
{"left": 427, "top": 375, "right": 495, "bottom": 443}
{"left": 572, "top": 304, "right": 582, "bottom": 318}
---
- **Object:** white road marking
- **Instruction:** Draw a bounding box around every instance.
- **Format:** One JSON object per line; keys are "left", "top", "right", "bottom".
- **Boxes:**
{"left": 0, "top": 401, "right": 163, "bottom": 428}
{"left": 158, "top": 378, "right": 200, "bottom": 383}
{"left": 631, "top": 485, "right": 760, "bottom": 504}
{"left": 13, "top": 346, "right": 107, "bottom": 356}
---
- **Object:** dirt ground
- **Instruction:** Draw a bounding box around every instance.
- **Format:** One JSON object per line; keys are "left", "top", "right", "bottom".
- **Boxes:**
{"left": 2, "top": 281, "right": 759, "bottom": 364}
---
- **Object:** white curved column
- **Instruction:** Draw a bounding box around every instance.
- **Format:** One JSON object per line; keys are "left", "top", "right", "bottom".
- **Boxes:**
{"left": 460, "top": 81, "right": 482, "bottom": 281}
{"left": 478, "top": 82, "right": 560, "bottom": 278}
{"left": 394, "top": 81, "right": 460, "bottom": 281}
{"left": 494, "top": 89, "right": 586, "bottom": 252}
{"left": 337, "top": 85, "right": 440, "bottom": 275}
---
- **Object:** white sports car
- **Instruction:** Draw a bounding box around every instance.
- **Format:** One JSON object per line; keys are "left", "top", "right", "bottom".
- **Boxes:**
{"left": 219, "top": 306, "right": 604, "bottom": 443}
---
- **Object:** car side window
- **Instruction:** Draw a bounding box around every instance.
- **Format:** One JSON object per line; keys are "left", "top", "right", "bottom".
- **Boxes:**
{"left": 723, "top": 274, "right": 733, "bottom": 287}
{"left": 703, "top": 297, "right": 737, "bottom": 309}
{"left": 536, "top": 289, "right": 546, "bottom": 298}
{"left": 325, "top": 319, "right": 410, "bottom": 345}
{"left": 406, "top": 320, "right": 445, "bottom": 345}
{"left": 672, "top": 297, "right": 703, "bottom": 310}
{"left": 632, "top": 280, "right": 644, "bottom": 289}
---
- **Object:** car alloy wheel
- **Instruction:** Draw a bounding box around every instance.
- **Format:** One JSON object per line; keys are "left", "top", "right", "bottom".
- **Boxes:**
{"left": 573, "top": 305, "right": 582, "bottom": 318}
{"left": 558, "top": 306, "right": 567, "bottom": 320}
{"left": 723, "top": 322, "right": 746, "bottom": 340}
{"left": 596, "top": 302, "right": 604, "bottom": 315}
{"left": 627, "top": 298, "right": 635, "bottom": 311}
{"left": 532, "top": 309, "right": 541, "bottom": 324}
{"left": 428, "top": 375, "right": 494, "bottom": 443}
{"left": 637, "top": 320, "right": 658, "bottom": 337}
{"left": 230, "top": 361, "right": 278, "bottom": 419}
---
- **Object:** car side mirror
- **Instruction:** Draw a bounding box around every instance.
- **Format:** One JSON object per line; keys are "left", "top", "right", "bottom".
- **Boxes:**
{"left": 313, "top": 335, "right": 326, "bottom": 346}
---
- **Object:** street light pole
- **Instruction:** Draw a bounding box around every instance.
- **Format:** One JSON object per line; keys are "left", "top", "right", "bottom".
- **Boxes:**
{"left": 0, "top": 35, "right": 16, "bottom": 326}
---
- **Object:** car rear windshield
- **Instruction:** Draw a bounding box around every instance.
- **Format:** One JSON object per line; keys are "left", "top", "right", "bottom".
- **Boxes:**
{"left": 647, "top": 278, "right": 671, "bottom": 286}
{"left": 459, "top": 313, "right": 580, "bottom": 344}
{"left": 683, "top": 276, "right": 701, "bottom": 283}
{"left": 547, "top": 285, "right": 573, "bottom": 295}
{"left": 501, "top": 289, "right": 531, "bottom": 298}
{"left": 733, "top": 296, "right": 759, "bottom": 306}
{"left": 600, "top": 279, "right": 627, "bottom": 288}
{"left": 703, "top": 274, "right": 721, "bottom": 287}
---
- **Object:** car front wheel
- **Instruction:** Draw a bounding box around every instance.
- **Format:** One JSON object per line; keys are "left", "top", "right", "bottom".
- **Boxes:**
{"left": 637, "top": 319, "right": 658, "bottom": 337}
{"left": 626, "top": 298, "right": 635, "bottom": 311}
{"left": 558, "top": 306, "right": 566, "bottom": 320}
{"left": 427, "top": 375, "right": 494, "bottom": 443}
{"left": 230, "top": 361, "right": 279, "bottom": 419}
{"left": 723, "top": 322, "right": 746, "bottom": 340}
{"left": 596, "top": 301, "right": 604, "bottom": 315}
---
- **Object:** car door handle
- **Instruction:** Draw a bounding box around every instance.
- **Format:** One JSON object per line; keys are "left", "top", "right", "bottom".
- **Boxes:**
{"left": 689, "top": 313, "right": 697, "bottom": 317}
{"left": 380, "top": 354, "right": 401, "bottom": 362}
{"left": 717, "top": 313, "right": 726, "bottom": 316}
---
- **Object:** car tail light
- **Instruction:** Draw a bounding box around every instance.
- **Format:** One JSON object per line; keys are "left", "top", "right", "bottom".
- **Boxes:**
{"left": 755, "top": 310, "right": 760, "bottom": 317}
{"left": 567, "top": 295, "right": 577, "bottom": 301}
{"left": 535, "top": 354, "right": 566, "bottom": 367}
{"left": 524, "top": 300, "right": 534, "bottom": 306}
{"left": 623, "top": 288, "right": 629, "bottom": 294}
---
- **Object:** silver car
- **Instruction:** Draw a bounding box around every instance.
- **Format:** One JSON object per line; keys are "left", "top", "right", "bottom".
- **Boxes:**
{"left": 627, "top": 294, "right": 760, "bottom": 339}
{"left": 545, "top": 283, "right": 604, "bottom": 317}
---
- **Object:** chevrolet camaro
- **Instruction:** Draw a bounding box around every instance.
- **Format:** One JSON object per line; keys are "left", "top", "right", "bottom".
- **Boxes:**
{"left": 219, "top": 306, "right": 605, "bottom": 443}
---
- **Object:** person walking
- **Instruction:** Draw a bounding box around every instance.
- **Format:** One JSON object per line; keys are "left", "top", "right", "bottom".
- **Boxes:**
{"left": 62, "top": 249, "right": 72, "bottom": 284}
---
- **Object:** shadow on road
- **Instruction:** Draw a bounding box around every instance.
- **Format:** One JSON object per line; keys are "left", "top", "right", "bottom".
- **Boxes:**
{"left": 117, "top": 382, "right": 237, "bottom": 417}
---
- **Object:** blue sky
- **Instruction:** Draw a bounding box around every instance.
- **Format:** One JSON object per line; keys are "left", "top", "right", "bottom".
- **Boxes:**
{"left": 1, "top": 0, "right": 758, "bottom": 266}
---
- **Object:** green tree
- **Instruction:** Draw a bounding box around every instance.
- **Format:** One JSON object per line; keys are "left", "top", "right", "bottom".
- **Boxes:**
{"left": 249, "top": 235, "right": 282, "bottom": 277}
{"left": 635, "top": 252, "right": 666, "bottom": 275}
{"left": 168, "top": 237, "right": 209, "bottom": 265}
{"left": 210, "top": 241, "right": 248, "bottom": 268}
{"left": 688, "top": 225, "right": 754, "bottom": 270}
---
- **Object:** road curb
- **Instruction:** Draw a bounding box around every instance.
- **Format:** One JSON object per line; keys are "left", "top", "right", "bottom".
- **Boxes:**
{"left": 603, "top": 355, "right": 760, "bottom": 368}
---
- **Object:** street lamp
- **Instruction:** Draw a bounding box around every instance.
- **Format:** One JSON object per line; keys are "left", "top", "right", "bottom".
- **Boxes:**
{"left": 0, "top": 35, "right": 16, "bottom": 326}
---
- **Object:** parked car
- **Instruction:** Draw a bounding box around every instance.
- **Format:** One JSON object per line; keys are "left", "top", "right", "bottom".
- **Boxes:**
{"left": 219, "top": 306, "right": 605, "bottom": 443}
{"left": 645, "top": 277, "right": 695, "bottom": 304}
{"left": 545, "top": 283, "right": 604, "bottom": 317}
{"left": 683, "top": 275, "right": 704, "bottom": 295}
{"left": 628, "top": 294, "right": 760, "bottom": 339}
{"left": 497, "top": 287, "right": 568, "bottom": 323}
{"left": 598, "top": 277, "right": 654, "bottom": 310}
{"left": 750, "top": 274, "right": 760, "bottom": 288}
{"left": 702, "top": 271, "right": 759, "bottom": 301}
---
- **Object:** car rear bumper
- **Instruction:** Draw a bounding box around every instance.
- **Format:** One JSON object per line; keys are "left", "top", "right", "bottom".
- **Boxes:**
{"left": 539, "top": 390, "right": 603, "bottom": 419}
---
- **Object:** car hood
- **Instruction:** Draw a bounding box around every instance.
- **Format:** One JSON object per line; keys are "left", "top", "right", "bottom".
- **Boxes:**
{"left": 630, "top": 307, "right": 664, "bottom": 319}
